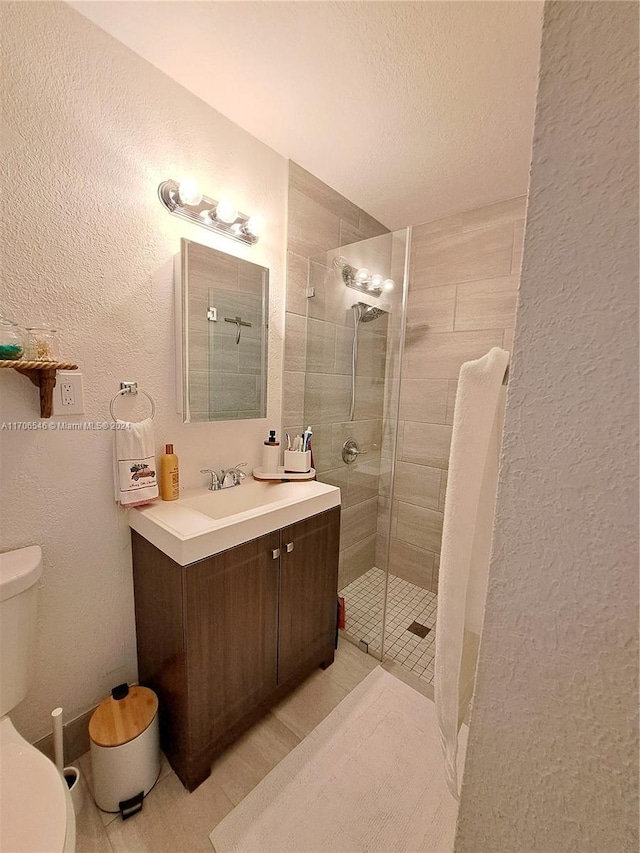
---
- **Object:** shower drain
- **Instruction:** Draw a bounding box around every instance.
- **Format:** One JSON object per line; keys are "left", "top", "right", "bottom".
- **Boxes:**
{"left": 407, "top": 621, "right": 431, "bottom": 639}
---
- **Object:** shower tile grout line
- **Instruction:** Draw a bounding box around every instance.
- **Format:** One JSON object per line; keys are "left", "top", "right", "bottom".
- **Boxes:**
{"left": 339, "top": 567, "right": 438, "bottom": 684}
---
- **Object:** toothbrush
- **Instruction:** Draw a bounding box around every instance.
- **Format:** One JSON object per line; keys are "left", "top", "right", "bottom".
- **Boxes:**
{"left": 303, "top": 426, "right": 313, "bottom": 452}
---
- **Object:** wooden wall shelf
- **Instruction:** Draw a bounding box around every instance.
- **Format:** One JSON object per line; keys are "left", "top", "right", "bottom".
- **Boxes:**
{"left": 0, "top": 360, "right": 78, "bottom": 418}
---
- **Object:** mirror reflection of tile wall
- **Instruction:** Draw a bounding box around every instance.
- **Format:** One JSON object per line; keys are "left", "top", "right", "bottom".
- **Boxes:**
{"left": 183, "top": 239, "right": 268, "bottom": 422}
{"left": 207, "top": 288, "right": 263, "bottom": 418}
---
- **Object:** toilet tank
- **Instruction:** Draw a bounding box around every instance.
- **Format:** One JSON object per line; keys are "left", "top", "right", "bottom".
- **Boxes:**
{"left": 0, "top": 546, "right": 43, "bottom": 716}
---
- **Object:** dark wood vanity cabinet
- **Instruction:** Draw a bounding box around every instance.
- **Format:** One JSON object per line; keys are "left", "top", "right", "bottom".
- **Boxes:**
{"left": 131, "top": 506, "right": 340, "bottom": 792}
{"left": 277, "top": 512, "right": 341, "bottom": 684}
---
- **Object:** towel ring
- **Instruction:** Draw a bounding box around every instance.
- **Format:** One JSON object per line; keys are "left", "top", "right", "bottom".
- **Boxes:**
{"left": 109, "top": 383, "right": 156, "bottom": 422}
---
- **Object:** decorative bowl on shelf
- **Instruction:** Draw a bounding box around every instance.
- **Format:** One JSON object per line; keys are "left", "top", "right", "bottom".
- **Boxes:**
{"left": 0, "top": 316, "right": 24, "bottom": 360}
{"left": 24, "top": 326, "right": 59, "bottom": 361}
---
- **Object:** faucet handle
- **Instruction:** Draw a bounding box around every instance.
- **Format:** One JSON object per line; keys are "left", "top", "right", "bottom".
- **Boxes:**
{"left": 221, "top": 463, "right": 248, "bottom": 488}
{"left": 200, "top": 469, "right": 221, "bottom": 490}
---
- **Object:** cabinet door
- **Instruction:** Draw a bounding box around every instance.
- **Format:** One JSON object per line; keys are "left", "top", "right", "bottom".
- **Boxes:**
{"left": 184, "top": 530, "right": 279, "bottom": 750}
{"left": 278, "top": 507, "right": 340, "bottom": 684}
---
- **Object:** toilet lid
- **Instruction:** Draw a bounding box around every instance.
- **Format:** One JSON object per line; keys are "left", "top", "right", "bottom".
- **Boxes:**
{"left": 0, "top": 718, "right": 67, "bottom": 852}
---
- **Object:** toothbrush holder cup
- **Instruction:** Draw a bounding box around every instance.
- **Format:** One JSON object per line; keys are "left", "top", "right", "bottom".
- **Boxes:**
{"left": 284, "top": 450, "right": 312, "bottom": 473}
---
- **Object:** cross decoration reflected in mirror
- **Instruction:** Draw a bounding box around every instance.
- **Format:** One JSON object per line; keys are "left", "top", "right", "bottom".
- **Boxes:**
{"left": 224, "top": 315, "right": 252, "bottom": 344}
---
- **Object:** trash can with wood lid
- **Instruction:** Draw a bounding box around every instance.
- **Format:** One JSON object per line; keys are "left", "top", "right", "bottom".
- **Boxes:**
{"left": 89, "top": 684, "right": 161, "bottom": 818}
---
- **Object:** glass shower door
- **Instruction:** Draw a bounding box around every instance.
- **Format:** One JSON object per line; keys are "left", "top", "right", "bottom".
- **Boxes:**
{"left": 302, "top": 229, "right": 408, "bottom": 658}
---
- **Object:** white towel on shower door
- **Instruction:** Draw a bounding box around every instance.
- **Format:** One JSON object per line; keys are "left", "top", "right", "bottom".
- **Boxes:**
{"left": 434, "top": 346, "right": 509, "bottom": 800}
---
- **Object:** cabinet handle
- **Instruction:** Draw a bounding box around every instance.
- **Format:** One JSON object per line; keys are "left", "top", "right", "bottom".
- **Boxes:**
{"left": 285, "top": 542, "right": 294, "bottom": 553}
{"left": 272, "top": 548, "right": 280, "bottom": 559}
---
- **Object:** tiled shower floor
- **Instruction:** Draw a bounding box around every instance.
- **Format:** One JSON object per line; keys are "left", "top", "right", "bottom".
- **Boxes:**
{"left": 339, "top": 567, "right": 438, "bottom": 684}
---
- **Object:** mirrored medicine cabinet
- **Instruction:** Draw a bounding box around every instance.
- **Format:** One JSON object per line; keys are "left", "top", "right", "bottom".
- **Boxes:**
{"left": 175, "top": 238, "right": 269, "bottom": 422}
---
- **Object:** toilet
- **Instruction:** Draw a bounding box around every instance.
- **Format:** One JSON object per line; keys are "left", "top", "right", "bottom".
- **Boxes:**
{"left": 0, "top": 546, "right": 76, "bottom": 852}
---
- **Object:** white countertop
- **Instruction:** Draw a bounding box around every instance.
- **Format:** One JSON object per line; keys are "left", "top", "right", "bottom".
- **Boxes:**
{"left": 128, "top": 478, "right": 341, "bottom": 566}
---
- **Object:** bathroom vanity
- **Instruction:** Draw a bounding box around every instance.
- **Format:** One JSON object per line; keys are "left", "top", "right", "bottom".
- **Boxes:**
{"left": 129, "top": 480, "right": 340, "bottom": 791}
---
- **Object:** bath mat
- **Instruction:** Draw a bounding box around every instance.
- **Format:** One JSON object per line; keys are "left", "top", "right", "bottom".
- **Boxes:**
{"left": 210, "top": 667, "right": 467, "bottom": 853}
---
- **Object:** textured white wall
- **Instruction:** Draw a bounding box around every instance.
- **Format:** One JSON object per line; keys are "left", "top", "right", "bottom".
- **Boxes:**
{"left": 456, "top": 3, "right": 638, "bottom": 850}
{"left": 0, "top": 2, "right": 287, "bottom": 741}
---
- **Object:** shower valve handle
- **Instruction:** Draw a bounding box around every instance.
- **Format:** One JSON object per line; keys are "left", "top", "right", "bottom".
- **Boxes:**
{"left": 342, "top": 438, "right": 367, "bottom": 465}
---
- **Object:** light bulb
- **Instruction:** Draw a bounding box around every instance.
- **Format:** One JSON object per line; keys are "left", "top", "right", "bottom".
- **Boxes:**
{"left": 356, "top": 268, "right": 370, "bottom": 283}
{"left": 199, "top": 208, "right": 213, "bottom": 221}
{"left": 215, "top": 198, "right": 238, "bottom": 224}
{"left": 177, "top": 178, "right": 202, "bottom": 206}
{"left": 245, "top": 214, "right": 264, "bottom": 237}
{"left": 371, "top": 274, "right": 383, "bottom": 290}
{"left": 383, "top": 279, "right": 395, "bottom": 292}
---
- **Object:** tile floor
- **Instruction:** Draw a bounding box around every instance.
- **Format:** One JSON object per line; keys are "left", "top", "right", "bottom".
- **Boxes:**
{"left": 340, "top": 566, "right": 438, "bottom": 684}
{"left": 74, "top": 640, "right": 380, "bottom": 852}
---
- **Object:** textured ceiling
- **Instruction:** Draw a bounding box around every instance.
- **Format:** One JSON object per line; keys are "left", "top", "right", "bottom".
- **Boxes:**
{"left": 71, "top": 1, "right": 543, "bottom": 230}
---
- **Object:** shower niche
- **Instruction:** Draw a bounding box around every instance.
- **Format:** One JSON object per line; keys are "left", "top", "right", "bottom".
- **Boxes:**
{"left": 299, "top": 229, "right": 409, "bottom": 658}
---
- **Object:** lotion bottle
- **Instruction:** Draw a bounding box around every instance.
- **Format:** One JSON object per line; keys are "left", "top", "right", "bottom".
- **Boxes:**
{"left": 160, "top": 444, "right": 180, "bottom": 500}
{"left": 262, "top": 430, "right": 280, "bottom": 473}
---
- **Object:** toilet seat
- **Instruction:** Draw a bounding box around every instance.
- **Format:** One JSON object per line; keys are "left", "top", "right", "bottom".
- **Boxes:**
{"left": 0, "top": 716, "right": 75, "bottom": 852}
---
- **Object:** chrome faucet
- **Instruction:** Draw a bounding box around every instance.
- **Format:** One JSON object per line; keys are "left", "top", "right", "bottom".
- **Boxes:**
{"left": 200, "top": 463, "right": 247, "bottom": 491}
{"left": 221, "top": 463, "right": 247, "bottom": 489}
{"left": 200, "top": 469, "right": 221, "bottom": 491}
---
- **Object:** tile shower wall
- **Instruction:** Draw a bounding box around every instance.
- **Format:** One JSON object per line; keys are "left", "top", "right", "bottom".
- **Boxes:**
{"left": 305, "top": 276, "right": 389, "bottom": 589}
{"left": 379, "top": 196, "right": 526, "bottom": 592}
{"left": 282, "top": 162, "right": 388, "bottom": 587}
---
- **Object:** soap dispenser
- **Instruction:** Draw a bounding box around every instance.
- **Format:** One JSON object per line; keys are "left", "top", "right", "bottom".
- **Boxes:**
{"left": 262, "top": 430, "right": 280, "bottom": 473}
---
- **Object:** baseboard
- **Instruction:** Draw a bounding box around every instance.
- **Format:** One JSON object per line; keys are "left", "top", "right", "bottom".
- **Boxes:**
{"left": 33, "top": 704, "right": 98, "bottom": 765}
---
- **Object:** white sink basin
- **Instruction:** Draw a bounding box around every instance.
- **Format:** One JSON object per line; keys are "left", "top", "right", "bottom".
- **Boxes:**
{"left": 128, "top": 477, "right": 341, "bottom": 565}
{"left": 182, "top": 481, "right": 302, "bottom": 520}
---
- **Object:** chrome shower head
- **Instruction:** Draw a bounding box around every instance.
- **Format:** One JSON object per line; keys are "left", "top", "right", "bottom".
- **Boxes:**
{"left": 353, "top": 302, "right": 387, "bottom": 323}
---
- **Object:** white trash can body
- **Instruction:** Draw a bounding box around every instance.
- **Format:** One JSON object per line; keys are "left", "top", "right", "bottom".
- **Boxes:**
{"left": 89, "top": 685, "right": 161, "bottom": 814}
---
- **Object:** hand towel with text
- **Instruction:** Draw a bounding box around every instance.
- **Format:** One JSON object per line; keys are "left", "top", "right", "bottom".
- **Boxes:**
{"left": 113, "top": 417, "right": 158, "bottom": 507}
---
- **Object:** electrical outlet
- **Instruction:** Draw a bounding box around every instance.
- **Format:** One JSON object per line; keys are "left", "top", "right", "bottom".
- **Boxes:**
{"left": 61, "top": 381, "right": 75, "bottom": 407}
{"left": 53, "top": 371, "right": 84, "bottom": 415}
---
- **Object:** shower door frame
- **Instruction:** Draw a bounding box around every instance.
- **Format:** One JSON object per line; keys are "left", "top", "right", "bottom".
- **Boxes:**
{"left": 378, "top": 226, "right": 411, "bottom": 662}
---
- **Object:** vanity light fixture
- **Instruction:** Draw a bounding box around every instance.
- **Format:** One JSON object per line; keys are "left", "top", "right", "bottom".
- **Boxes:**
{"left": 158, "top": 179, "right": 262, "bottom": 245}
{"left": 177, "top": 178, "right": 202, "bottom": 206}
{"left": 214, "top": 198, "right": 238, "bottom": 225}
{"left": 334, "top": 258, "right": 394, "bottom": 298}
